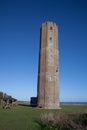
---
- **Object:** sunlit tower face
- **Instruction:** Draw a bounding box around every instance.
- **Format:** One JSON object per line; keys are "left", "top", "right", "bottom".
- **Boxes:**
{"left": 37, "top": 22, "right": 60, "bottom": 109}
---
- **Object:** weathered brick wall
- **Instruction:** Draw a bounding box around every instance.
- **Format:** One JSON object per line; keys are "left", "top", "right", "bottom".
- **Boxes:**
{"left": 37, "top": 22, "right": 60, "bottom": 109}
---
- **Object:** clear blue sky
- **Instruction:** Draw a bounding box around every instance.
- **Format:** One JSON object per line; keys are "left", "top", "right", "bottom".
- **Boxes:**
{"left": 0, "top": 0, "right": 87, "bottom": 102}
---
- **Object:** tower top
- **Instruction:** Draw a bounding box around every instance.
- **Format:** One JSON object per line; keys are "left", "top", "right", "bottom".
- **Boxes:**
{"left": 42, "top": 21, "right": 58, "bottom": 28}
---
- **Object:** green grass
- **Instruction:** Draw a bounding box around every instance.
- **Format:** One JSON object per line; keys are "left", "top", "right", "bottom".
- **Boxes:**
{"left": 0, "top": 104, "right": 87, "bottom": 130}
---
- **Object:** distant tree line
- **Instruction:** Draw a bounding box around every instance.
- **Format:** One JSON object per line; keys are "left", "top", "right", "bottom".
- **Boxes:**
{"left": 0, "top": 91, "right": 17, "bottom": 108}
{"left": 0, "top": 91, "right": 17, "bottom": 101}
{"left": 0, "top": 92, "right": 3, "bottom": 99}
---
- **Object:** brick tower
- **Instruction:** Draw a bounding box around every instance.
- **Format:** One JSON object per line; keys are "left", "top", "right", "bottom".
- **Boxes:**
{"left": 37, "top": 22, "right": 60, "bottom": 109}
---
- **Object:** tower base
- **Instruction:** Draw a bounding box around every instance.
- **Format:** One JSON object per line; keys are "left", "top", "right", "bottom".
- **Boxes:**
{"left": 38, "top": 103, "right": 60, "bottom": 109}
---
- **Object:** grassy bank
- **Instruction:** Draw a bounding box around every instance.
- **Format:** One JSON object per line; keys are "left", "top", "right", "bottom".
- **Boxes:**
{"left": 0, "top": 104, "right": 87, "bottom": 130}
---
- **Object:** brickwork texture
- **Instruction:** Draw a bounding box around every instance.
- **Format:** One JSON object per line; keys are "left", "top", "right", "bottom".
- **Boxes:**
{"left": 37, "top": 22, "right": 60, "bottom": 109}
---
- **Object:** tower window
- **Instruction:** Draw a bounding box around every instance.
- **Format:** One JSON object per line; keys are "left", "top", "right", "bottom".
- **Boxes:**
{"left": 49, "top": 37, "right": 52, "bottom": 42}
{"left": 50, "top": 26, "right": 53, "bottom": 30}
{"left": 49, "top": 75, "right": 52, "bottom": 81}
{"left": 49, "top": 54, "right": 53, "bottom": 60}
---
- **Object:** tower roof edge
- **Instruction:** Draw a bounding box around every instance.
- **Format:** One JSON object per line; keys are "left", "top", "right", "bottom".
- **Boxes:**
{"left": 41, "top": 21, "right": 58, "bottom": 27}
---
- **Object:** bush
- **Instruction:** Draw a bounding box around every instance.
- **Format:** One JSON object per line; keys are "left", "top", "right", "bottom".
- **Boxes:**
{"left": 37, "top": 113, "right": 87, "bottom": 130}
{"left": 0, "top": 92, "right": 3, "bottom": 99}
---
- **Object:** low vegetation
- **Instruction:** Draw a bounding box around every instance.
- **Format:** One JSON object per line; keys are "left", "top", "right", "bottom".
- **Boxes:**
{"left": 38, "top": 112, "right": 87, "bottom": 130}
{"left": 0, "top": 103, "right": 87, "bottom": 130}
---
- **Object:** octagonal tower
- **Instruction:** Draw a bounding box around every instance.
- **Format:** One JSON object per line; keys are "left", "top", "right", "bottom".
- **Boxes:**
{"left": 37, "top": 22, "right": 60, "bottom": 109}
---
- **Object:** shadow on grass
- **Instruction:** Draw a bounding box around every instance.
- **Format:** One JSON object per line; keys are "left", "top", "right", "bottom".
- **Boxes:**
{"left": 18, "top": 104, "right": 37, "bottom": 108}
{"left": 18, "top": 104, "right": 30, "bottom": 107}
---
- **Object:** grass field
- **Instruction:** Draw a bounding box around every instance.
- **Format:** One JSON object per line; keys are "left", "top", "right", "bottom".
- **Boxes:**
{"left": 0, "top": 104, "right": 87, "bottom": 130}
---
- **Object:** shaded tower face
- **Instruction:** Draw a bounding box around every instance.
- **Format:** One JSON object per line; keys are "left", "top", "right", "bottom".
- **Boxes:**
{"left": 37, "top": 22, "right": 60, "bottom": 109}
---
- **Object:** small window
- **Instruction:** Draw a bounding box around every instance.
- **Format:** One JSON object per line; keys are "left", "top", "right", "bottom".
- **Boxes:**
{"left": 49, "top": 37, "right": 52, "bottom": 42}
{"left": 49, "top": 54, "right": 52, "bottom": 59}
{"left": 49, "top": 75, "right": 52, "bottom": 81}
{"left": 50, "top": 26, "right": 53, "bottom": 30}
